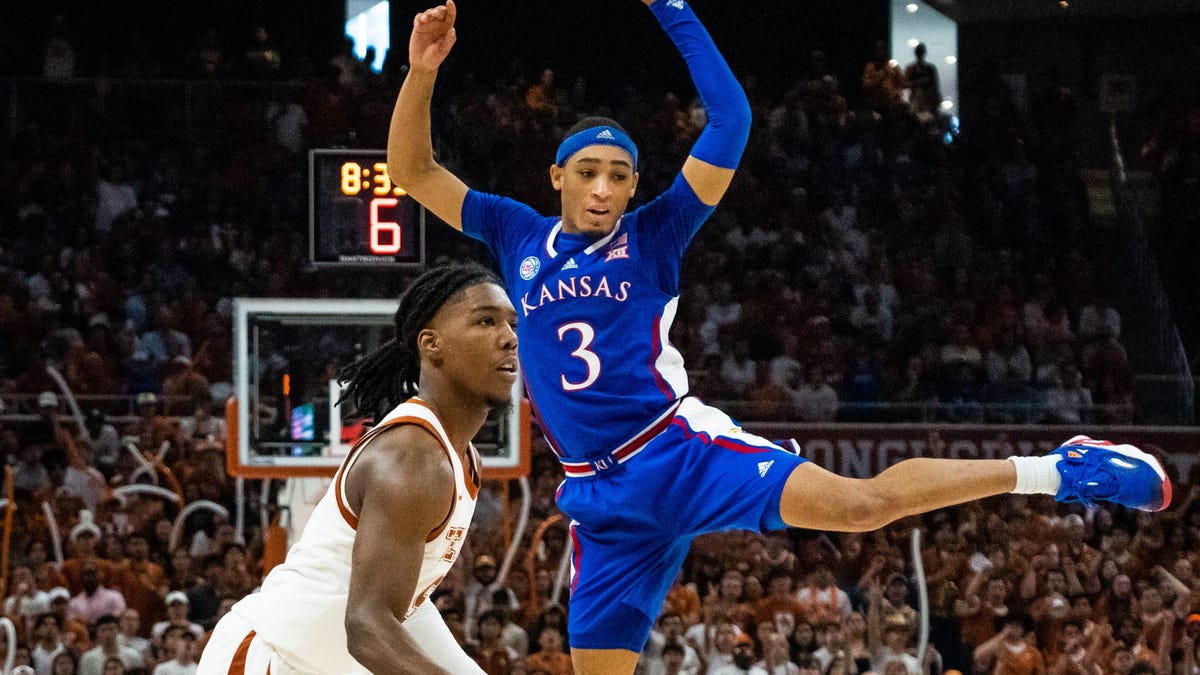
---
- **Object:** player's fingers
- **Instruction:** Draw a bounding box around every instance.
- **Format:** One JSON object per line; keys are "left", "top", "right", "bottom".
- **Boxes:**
{"left": 446, "top": 0, "right": 457, "bottom": 24}
{"left": 415, "top": 5, "right": 445, "bottom": 25}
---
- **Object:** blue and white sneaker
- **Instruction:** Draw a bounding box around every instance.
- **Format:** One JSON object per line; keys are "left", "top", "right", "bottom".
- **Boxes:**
{"left": 1052, "top": 435, "right": 1172, "bottom": 511}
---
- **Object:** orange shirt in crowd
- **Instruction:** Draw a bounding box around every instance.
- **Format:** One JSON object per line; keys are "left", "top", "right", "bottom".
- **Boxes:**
{"left": 995, "top": 643, "right": 1045, "bottom": 675}
{"left": 59, "top": 616, "right": 91, "bottom": 653}
{"left": 473, "top": 645, "right": 516, "bottom": 675}
{"left": 526, "top": 650, "right": 573, "bottom": 675}
{"left": 755, "top": 595, "right": 807, "bottom": 630}
{"left": 664, "top": 583, "right": 702, "bottom": 624}
{"left": 114, "top": 559, "right": 169, "bottom": 634}
{"left": 958, "top": 581, "right": 1010, "bottom": 647}
{"left": 61, "top": 557, "right": 118, "bottom": 595}
{"left": 35, "top": 562, "right": 68, "bottom": 592}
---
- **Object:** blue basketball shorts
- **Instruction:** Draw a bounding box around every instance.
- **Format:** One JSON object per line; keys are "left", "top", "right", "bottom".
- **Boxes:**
{"left": 554, "top": 397, "right": 808, "bottom": 652}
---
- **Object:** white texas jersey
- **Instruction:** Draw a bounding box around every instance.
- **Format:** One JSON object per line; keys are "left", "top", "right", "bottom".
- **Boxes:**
{"left": 230, "top": 398, "right": 480, "bottom": 673}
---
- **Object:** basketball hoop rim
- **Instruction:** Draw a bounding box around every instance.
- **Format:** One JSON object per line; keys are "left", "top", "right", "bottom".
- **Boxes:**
{"left": 224, "top": 398, "right": 531, "bottom": 481}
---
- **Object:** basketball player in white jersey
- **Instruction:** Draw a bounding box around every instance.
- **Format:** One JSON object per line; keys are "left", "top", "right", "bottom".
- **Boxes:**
{"left": 198, "top": 264, "right": 518, "bottom": 674}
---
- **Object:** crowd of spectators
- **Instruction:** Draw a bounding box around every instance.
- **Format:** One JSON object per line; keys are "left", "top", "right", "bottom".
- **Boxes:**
{"left": 470, "top": 490, "right": 1200, "bottom": 675}
{"left": 1, "top": 17, "right": 1147, "bottom": 428}
{"left": 0, "top": 15, "right": 1191, "bottom": 675}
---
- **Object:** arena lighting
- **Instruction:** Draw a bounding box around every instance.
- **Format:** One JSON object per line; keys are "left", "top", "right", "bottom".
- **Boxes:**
{"left": 907, "top": 38, "right": 920, "bottom": 47}
{"left": 345, "top": 0, "right": 389, "bottom": 72}
{"left": 906, "top": 3, "right": 919, "bottom": 12}
{"left": 941, "top": 100, "right": 955, "bottom": 110}
{"left": 945, "top": 55, "right": 957, "bottom": 65}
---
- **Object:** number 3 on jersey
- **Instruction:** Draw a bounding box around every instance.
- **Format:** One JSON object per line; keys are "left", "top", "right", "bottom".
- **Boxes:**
{"left": 557, "top": 322, "right": 600, "bottom": 391}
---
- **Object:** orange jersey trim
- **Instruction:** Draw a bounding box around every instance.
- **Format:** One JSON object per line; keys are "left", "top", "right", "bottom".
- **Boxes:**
{"left": 335, "top": 400, "right": 476, "bottom": 542}
{"left": 334, "top": 415, "right": 443, "bottom": 530}
{"left": 408, "top": 398, "right": 482, "bottom": 499}
{"left": 227, "top": 630, "right": 256, "bottom": 675}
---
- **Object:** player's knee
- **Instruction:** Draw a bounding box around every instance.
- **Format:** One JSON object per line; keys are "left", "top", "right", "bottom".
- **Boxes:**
{"left": 781, "top": 469, "right": 890, "bottom": 532}
{"left": 841, "top": 488, "right": 892, "bottom": 531}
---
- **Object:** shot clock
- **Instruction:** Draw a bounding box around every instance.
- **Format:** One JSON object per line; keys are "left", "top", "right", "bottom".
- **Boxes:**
{"left": 308, "top": 149, "right": 426, "bottom": 267}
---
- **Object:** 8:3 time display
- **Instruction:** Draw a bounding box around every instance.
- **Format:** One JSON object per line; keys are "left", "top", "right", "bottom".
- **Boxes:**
{"left": 309, "top": 149, "right": 426, "bottom": 267}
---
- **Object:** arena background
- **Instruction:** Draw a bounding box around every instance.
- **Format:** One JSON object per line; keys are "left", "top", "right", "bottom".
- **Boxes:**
{"left": 1, "top": 0, "right": 1200, "bottom": 673}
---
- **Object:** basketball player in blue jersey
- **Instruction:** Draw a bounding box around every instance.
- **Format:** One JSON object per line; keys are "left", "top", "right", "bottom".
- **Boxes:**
{"left": 388, "top": 3, "right": 1171, "bottom": 672}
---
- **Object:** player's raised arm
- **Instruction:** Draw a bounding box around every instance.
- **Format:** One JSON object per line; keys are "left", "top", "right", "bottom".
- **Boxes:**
{"left": 388, "top": 1, "right": 470, "bottom": 231}
{"left": 644, "top": 0, "right": 752, "bottom": 206}
{"left": 343, "top": 429, "right": 470, "bottom": 675}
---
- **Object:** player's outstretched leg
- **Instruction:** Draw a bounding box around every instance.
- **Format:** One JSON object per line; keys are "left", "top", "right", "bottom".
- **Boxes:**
{"left": 1052, "top": 436, "right": 1171, "bottom": 512}
{"left": 772, "top": 433, "right": 1172, "bottom": 535}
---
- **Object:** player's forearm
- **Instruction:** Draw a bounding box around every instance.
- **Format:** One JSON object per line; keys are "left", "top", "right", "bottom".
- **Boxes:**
{"left": 387, "top": 67, "right": 442, "bottom": 187}
{"left": 649, "top": 0, "right": 751, "bottom": 169}
{"left": 345, "top": 614, "right": 453, "bottom": 675}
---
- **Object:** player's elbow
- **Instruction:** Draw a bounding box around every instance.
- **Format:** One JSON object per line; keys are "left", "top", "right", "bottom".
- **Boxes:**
{"left": 386, "top": 158, "right": 431, "bottom": 191}
{"left": 838, "top": 485, "right": 898, "bottom": 532}
{"left": 729, "top": 92, "right": 752, "bottom": 131}
{"left": 712, "top": 94, "right": 752, "bottom": 149}
{"left": 388, "top": 161, "right": 446, "bottom": 204}
{"left": 344, "top": 610, "right": 386, "bottom": 670}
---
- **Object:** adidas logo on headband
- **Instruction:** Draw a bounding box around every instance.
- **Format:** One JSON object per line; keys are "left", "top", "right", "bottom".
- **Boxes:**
{"left": 667, "top": 0, "right": 685, "bottom": 7}
{"left": 556, "top": 125, "right": 639, "bottom": 168}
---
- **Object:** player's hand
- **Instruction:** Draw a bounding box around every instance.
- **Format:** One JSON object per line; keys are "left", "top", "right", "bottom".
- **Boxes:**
{"left": 409, "top": 1, "right": 457, "bottom": 72}
{"left": 640, "top": 0, "right": 656, "bottom": 5}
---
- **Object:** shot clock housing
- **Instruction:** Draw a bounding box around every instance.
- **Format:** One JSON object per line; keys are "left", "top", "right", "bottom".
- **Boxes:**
{"left": 308, "top": 148, "right": 426, "bottom": 268}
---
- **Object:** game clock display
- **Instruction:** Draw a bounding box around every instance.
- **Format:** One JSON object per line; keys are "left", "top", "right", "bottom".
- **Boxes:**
{"left": 309, "top": 149, "right": 425, "bottom": 267}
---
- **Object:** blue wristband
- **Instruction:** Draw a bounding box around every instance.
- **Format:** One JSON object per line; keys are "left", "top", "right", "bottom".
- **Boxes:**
{"left": 649, "top": 0, "right": 751, "bottom": 169}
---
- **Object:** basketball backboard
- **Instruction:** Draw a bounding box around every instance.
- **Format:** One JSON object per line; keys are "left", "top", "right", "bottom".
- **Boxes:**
{"left": 227, "top": 298, "right": 528, "bottom": 480}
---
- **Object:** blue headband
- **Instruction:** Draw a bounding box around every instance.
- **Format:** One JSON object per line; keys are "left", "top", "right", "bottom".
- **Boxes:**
{"left": 555, "top": 126, "right": 639, "bottom": 169}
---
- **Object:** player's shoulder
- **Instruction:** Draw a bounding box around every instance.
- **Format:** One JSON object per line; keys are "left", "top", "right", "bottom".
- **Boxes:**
{"left": 467, "top": 189, "right": 548, "bottom": 223}
{"left": 348, "top": 423, "right": 458, "bottom": 527}
{"left": 631, "top": 174, "right": 711, "bottom": 219}
{"left": 353, "top": 422, "right": 455, "bottom": 490}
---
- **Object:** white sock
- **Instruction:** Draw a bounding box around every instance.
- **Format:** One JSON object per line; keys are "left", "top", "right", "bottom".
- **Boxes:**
{"left": 1008, "top": 455, "right": 1064, "bottom": 495}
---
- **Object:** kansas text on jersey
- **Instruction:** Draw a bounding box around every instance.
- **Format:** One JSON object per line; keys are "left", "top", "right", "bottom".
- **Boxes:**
{"left": 463, "top": 175, "right": 714, "bottom": 461}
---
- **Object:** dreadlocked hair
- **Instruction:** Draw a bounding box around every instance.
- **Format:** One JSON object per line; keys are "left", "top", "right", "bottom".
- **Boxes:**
{"left": 338, "top": 263, "right": 502, "bottom": 421}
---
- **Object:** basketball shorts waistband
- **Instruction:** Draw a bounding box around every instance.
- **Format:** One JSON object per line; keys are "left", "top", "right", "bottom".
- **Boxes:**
{"left": 558, "top": 399, "right": 684, "bottom": 478}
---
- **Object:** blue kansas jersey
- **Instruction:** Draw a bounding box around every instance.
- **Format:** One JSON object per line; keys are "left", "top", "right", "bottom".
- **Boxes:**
{"left": 462, "top": 175, "right": 715, "bottom": 460}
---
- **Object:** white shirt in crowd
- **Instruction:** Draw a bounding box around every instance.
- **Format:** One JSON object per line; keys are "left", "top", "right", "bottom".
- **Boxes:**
{"left": 640, "top": 630, "right": 702, "bottom": 675}
{"left": 710, "top": 663, "right": 769, "bottom": 675}
{"left": 152, "top": 660, "right": 197, "bottom": 675}
{"left": 31, "top": 642, "right": 66, "bottom": 675}
{"left": 78, "top": 644, "right": 144, "bottom": 675}
{"left": 755, "top": 660, "right": 801, "bottom": 675}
